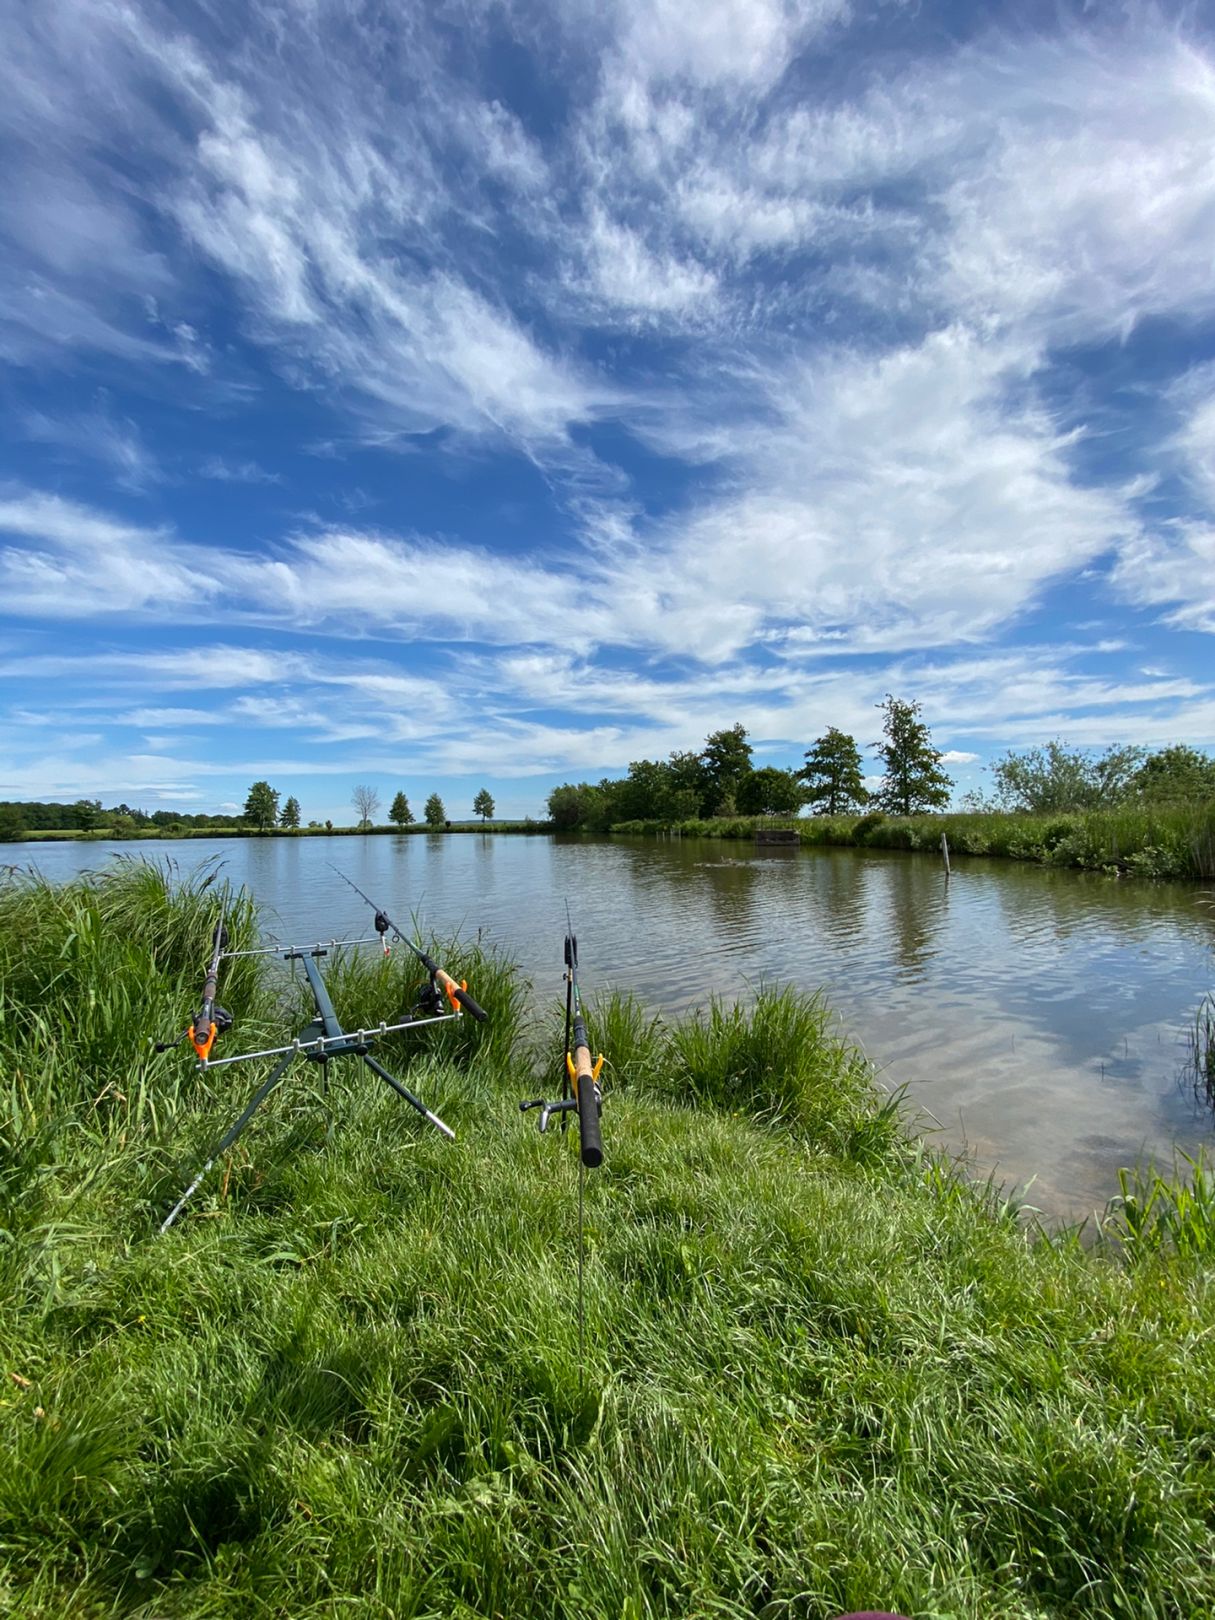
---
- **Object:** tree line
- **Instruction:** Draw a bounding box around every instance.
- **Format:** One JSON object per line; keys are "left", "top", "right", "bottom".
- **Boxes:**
{"left": 0, "top": 800, "right": 249, "bottom": 840}
{"left": 546, "top": 703, "right": 1215, "bottom": 834}
{"left": 547, "top": 697, "right": 955, "bottom": 831}
{"left": 240, "top": 782, "right": 497, "bottom": 832}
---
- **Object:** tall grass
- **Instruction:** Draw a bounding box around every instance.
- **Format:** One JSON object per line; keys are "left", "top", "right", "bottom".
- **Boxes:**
{"left": 2, "top": 864, "right": 1215, "bottom": 1617}
{"left": 613, "top": 803, "right": 1215, "bottom": 879}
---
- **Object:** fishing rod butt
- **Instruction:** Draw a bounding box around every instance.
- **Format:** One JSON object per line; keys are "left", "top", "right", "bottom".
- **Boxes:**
{"left": 453, "top": 985, "right": 488, "bottom": 1022}
{"left": 577, "top": 1091, "right": 603, "bottom": 1169}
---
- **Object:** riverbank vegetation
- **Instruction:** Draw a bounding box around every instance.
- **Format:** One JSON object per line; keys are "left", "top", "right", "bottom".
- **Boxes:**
{"left": 3, "top": 860, "right": 1215, "bottom": 1617}
{"left": 607, "top": 804, "right": 1215, "bottom": 880}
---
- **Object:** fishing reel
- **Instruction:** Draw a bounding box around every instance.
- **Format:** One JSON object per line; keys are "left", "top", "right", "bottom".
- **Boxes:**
{"left": 520, "top": 1051, "right": 605, "bottom": 1135}
{"left": 406, "top": 973, "right": 447, "bottom": 1021}
{"left": 154, "top": 1003, "right": 232, "bottom": 1055}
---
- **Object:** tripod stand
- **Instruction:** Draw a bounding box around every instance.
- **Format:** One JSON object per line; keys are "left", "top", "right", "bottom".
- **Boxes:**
{"left": 160, "top": 941, "right": 455, "bottom": 1233}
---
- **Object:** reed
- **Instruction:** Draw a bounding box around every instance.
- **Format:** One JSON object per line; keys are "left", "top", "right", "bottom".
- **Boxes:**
{"left": 614, "top": 802, "right": 1215, "bottom": 879}
{"left": 3, "top": 865, "right": 1215, "bottom": 1618}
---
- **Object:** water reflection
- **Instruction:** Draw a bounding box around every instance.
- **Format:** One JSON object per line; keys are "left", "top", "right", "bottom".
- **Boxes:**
{"left": 6, "top": 831, "right": 1213, "bottom": 1220}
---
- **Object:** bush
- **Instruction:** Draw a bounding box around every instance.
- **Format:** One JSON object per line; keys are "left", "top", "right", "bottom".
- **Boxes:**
{"left": 850, "top": 811, "right": 886, "bottom": 844}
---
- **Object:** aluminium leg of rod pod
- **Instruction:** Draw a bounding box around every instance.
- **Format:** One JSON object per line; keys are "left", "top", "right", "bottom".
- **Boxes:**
{"left": 160, "top": 945, "right": 454, "bottom": 1233}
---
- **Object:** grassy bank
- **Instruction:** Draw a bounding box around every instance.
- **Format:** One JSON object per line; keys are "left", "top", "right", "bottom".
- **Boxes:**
{"left": 3, "top": 862, "right": 1215, "bottom": 1618}
{"left": 611, "top": 802, "right": 1215, "bottom": 880}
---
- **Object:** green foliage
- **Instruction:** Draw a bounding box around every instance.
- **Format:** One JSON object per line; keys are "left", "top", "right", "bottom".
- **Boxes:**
{"left": 473, "top": 788, "right": 495, "bottom": 821}
{"left": 4, "top": 871, "right": 1215, "bottom": 1616}
{"left": 279, "top": 796, "right": 301, "bottom": 830}
{"left": 424, "top": 792, "right": 447, "bottom": 827}
{"left": 243, "top": 781, "right": 279, "bottom": 832}
{"left": 873, "top": 695, "right": 953, "bottom": 815}
{"left": 735, "top": 764, "right": 803, "bottom": 816}
{"left": 850, "top": 809, "right": 887, "bottom": 843}
{"left": 800, "top": 726, "right": 870, "bottom": 815}
{"left": 0, "top": 803, "right": 26, "bottom": 840}
{"left": 700, "top": 722, "right": 753, "bottom": 815}
{"left": 70, "top": 798, "right": 103, "bottom": 831}
{"left": 546, "top": 781, "right": 605, "bottom": 831}
{"left": 991, "top": 740, "right": 1147, "bottom": 813}
{"left": 389, "top": 790, "right": 412, "bottom": 828}
{"left": 1106, "top": 1153, "right": 1215, "bottom": 1261}
{"left": 1132, "top": 745, "right": 1215, "bottom": 804}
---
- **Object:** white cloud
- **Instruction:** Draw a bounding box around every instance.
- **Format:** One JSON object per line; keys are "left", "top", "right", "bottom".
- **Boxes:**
{"left": 21, "top": 404, "right": 158, "bottom": 489}
{"left": 1112, "top": 521, "right": 1215, "bottom": 634}
{"left": 198, "top": 456, "right": 280, "bottom": 484}
{"left": 614, "top": 327, "right": 1140, "bottom": 660}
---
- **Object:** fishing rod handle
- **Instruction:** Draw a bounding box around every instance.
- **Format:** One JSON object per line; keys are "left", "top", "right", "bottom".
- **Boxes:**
{"left": 434, "top": 968, "right": 488, "bottom": 1022}
{"left": 571, "top": 1042, "right": 603, "bottom": 1168}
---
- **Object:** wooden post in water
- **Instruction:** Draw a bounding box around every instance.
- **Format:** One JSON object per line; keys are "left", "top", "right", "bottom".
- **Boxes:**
{"left": 941, "top": 831, "right": 951, "bottom": 879}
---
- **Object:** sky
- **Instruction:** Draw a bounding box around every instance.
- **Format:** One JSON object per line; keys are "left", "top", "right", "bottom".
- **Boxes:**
{"left": 2, "top": 0, "right": 1214, "bottom": 822}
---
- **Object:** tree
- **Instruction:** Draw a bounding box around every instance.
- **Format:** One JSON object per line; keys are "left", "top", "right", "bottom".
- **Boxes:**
{"left": 424, "top": 792, "right": 447, "bottom": 827}
{"left": 991, "top": 741, "right": 1145, "bottom": 813}
{"left": 666, "top": 750, "right": 709, "bottom": 818}
{"left": 736, "top": 766, "right": 804, "bottom": 816}
{"left": 389, "top": 791, "right": 412, "bottom": 828}
{"left": 351, "top": 784, "right": 380, "bottom": 829}
{"left": 1131, "top": 745, "right": 1215, "bottom": 804}
{"left": 0, "top": 804, "right": 26, "bottom": 841}
{"left": 280, "top": 796, "right": 301, "bottom": 829}
{"left": 800, "top": 727, "right": 870, "bottom": 815}
{"left": 71, "top": 798, "right": 103, "bottom": 832}
{"left": 873, "top": 696, "right": 953, "bottom": 815}
{"left": 701, "top": 723, "right": 753, "bottom": 815}
{"left": 244, "top": 780, "right": 280, "bottom": 831}
{"left": 473, "top": 788, "right": 495, "bottom": 821}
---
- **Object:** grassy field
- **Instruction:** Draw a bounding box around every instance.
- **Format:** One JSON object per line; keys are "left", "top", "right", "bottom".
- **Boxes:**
{"left": 3, "top": 861, "right": 1215, "bottom": 1618}
{"left": 612, "top": 803, "right": 1215, "bottom": 880}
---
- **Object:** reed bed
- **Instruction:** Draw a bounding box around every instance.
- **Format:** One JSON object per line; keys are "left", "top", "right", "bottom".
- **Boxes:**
{"left": 2, "top": 863, "right": 1215, "bottom": 1618}
{"left": 612, "top": 803, "right": 1215, "bottom": 879}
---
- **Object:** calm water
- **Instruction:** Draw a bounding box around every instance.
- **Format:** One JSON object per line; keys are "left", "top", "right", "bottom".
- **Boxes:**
{"left": 7, "top": 832, "right": 1214, "bottom": 1220}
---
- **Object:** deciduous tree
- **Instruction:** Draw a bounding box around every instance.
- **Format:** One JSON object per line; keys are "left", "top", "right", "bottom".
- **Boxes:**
{"left": 873, "top": 697, "right": 952, "bottom": 816}
{"left": 351, "top": 784, "right": 380, "bottom": 829}
{"left": 701, "top": 723, "right": 753, "bottom": 815}
{"left": 389, "top": 791, "right": 412, "bottom": 828}
{"left": 71, "top": 798, "right": 103, "bottom": 832}
{"left": 473, "top": 788, "right": 495, "bottom": 821}
{"left": 243, "top": 781, "right": 280, "bottom": 831}
{"left": 736, "top": 766, "right": 803, "bottom": 816}
{"left": 1132, "top": 745, "right": 1215, "bottom": 803}
{"left": 800, "top": 727, "right": 870, "bottom": 815}
{"left": 424, "top": 792, "right": 447, "bottom": 827}
{"left": 280, "top": 796, "right": 301, "bottom": 829}
{"left": 991, "top": 741, "right": 1144, "bottom": 813}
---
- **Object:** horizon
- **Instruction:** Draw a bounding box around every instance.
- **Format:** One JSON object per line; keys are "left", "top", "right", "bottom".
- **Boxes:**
{"left": 2, "top": 1, "right": 1214, "bottom": 823}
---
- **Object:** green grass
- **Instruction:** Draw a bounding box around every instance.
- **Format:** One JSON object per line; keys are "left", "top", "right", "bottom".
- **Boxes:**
{"left": 3, "top": 862, "right": 1215, "bottom": 1617}
{"left": 611, "top": 803, "right": 1215, "bottom": 879}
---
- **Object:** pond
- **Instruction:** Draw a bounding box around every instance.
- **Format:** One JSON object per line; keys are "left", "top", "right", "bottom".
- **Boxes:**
{"left": 7, "top": 830, "right": 1213, "bottom": 1221}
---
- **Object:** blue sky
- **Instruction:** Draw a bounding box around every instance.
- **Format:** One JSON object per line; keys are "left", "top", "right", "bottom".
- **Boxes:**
{"left": 2, "top": 0, "right": 1214, "bottom": 822}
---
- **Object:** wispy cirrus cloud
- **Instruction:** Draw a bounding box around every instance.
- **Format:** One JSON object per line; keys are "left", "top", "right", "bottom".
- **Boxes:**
{"left": 1, "top": 1, "right": 1214, "bottom": 816}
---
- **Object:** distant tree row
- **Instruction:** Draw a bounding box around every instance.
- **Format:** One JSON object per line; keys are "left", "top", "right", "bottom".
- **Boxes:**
{"left": 0, "top": 799, "right": 252, "bottom": 840}
{"left": 545, "top": 699, "right": 956, "bottom": 831}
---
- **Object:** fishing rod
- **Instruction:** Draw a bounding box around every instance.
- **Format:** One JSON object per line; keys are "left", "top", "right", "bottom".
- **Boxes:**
{"left": 155, "top": 915, "right": 232, "bottom": 1063}
{"left": 520, "top": 906, "right": 605, "bottom": 1380}
{"left": 520, "top": 902, "right": 603, "bottom": 1167}
{"left": 328, "top": 865, "right": 488, "bottom": 1022}
{"left": 159, "top": 909, "right": 464, "bottom": 1231}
